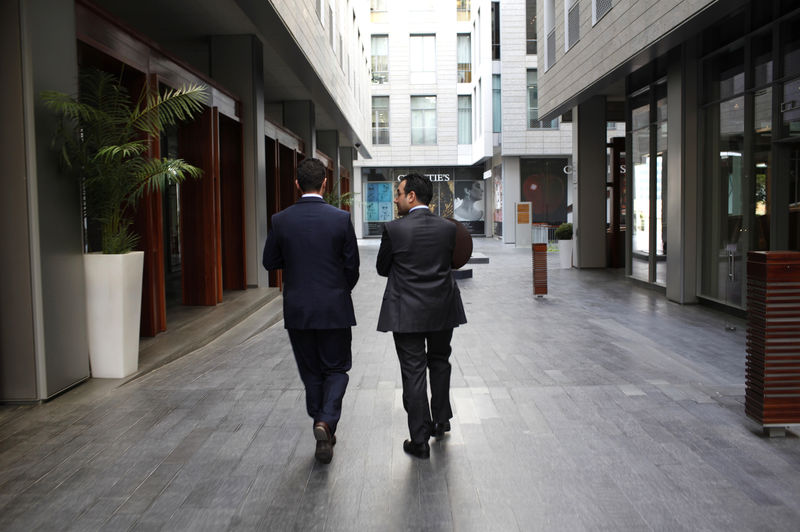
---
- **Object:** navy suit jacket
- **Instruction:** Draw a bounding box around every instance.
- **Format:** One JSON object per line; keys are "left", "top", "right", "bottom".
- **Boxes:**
{"left": 376, "top": 208, "right": 466, "bottom": 333}
{"left": 262, "top": 196, "right": 359, "bottom": 329}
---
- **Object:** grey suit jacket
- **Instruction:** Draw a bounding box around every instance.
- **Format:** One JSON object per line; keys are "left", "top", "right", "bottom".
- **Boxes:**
{"left": 376, "top": 208, "right": 467, "bottom": 333}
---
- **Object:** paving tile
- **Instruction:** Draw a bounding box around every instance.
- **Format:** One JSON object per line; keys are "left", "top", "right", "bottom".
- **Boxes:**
{"left": 0, "top": 239, "right": 799, "bottom": 531}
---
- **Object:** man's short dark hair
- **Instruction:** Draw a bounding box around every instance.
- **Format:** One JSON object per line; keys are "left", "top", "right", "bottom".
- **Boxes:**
{"left": 297, "top": 158, "right": 326, "bottom": 192}
{"left": 402, "top": 173, "right": 432, "bottom": 205}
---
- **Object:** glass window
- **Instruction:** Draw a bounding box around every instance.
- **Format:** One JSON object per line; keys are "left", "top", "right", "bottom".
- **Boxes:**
{"left": 527, "top": 70, "right": 539, "bottom": 128}
{"left": 491, "top": 2, "right": 501, "bottom": 60}
{"left": 754, "top": 88, "right": 771, "bottom": 250}
{"left": 457, "top": 0, "right": 471, "bottom": 22}
{"left": 527, "top": 70, "right": 558, "bottom": 129}
{"left": 701, "top": 96, "right": 746, "bottom": 307}
{"left": 631, "top": 99, "right": 650, "bottom": 283}
{"left": 655, "top": 93, "right": 667, "bottom": 286}
{"left": 703, "top": 48, "right": 744, "bottom": 103}
{"left": 410, "top": 35, "right": 436, "bottom": 84}
{"left": 329, "top": 6, "right": 334, "bottom": 48}
{"left": 526, "top": 0, "right": 537, "bottom": 54}
{"left": 782, "top": 77, "right": 800, "bottom": 137}
{"left": 458, "top": 95, "right": 472, "bottom": 144}
{"left": 753, "top": 32, "right": 773, "bottom": 87}
{"left": 371, "top": 35, "right": 388, "bottom": 84}
{"left": 371, "top": 0, "right": 388, "bottom": 23}
{"left": 411, "top": 96, "right": 437, "bottom": 145}
{"left": 457, "top": 34, "right": 472, "bottom": 83}
{"left": 492, "top": 75, "right": 501, "bottom": 133}
{"left": 567, "top": 0, "right": 580, "bottom": 50}
{"left": 372, "top": 96, "right": 389, "bottom": 145}
{"left": 593, "top": 0, "right": 612, "bottom": 24}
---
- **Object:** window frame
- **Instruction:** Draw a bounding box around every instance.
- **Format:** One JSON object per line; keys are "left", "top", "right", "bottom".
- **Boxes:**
{"left": 372, "top": 96, "right": 390, "bottom": 145}
{"left": 410, "top": 95, "right": 438, "bottom": 145}
{"left": 371, "top": 34, "right": 389, "bottom": 84}
{"left": 458, "top": 94, "right": 473, "bottom": 144}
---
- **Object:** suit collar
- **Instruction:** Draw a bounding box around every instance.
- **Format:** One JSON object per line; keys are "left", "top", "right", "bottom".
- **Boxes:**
{"left": 296, "top": 196, "right": 325, "bottom": 204}
{"left": 407, "top": 207, "right": 432, "bottom": 216}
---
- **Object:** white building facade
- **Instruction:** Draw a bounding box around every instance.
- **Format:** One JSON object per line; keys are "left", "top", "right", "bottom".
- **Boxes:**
{"left": 354, "top": 0, "right": 594, "bottom": 243}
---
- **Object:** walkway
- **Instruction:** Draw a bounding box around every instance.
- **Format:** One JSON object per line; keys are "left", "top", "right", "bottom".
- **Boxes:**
{"left": 1, "top": 238, "right": 798, "bottom": 531}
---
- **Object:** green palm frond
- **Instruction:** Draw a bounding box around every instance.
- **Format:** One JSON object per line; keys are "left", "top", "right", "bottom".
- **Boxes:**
{"left": 131, "top": 84, "right": 207, "bottom": 137}
{"left": 42, "top": 67, "right": 206, "bottom": 254}
{"left": 127, "top": 158, "right": 203, "bottom": 202}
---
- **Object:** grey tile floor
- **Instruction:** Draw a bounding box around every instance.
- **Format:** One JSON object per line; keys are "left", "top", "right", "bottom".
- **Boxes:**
{"left": 1, "top": 238, "right": 799, "bottom": 531}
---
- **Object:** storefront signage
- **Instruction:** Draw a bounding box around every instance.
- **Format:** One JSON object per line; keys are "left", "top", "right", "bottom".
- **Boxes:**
{"left": 396, "top": 173, "right": 451, "bottom": 182}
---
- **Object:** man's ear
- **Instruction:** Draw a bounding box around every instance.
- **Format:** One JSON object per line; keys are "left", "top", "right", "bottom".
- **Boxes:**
{"left": 295, "top": 179, "right": 302, "bottom": 192}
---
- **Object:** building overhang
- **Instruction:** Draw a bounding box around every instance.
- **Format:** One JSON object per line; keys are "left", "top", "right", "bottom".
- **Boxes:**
{"left": 91, "top": 0, "right": 370, "bottom": 155}
{"left": 539, "top": 0, "right": 749, "bottom": 122}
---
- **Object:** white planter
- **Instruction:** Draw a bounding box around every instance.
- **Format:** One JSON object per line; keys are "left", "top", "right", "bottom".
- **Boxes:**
{"left": 558, "top": 239, "right": 573, "bottom": 269}
{"left": 84, "top": 251, "right": 144, "bottom": 378}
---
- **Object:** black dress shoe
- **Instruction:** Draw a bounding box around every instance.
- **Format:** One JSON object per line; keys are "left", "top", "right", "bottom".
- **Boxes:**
{"left": 432, "top": 421, "right": 451, "bottom": 440}
{"left": 314, "top": 421, "right": 334, "bottom": 464}
{"left": 403, "top": 439, "right": 430, "bottom": 459}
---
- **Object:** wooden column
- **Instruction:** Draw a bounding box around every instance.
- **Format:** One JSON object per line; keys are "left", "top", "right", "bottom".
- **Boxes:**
{"left": 220, "top": 115, "right": 247, "bottom": 290}
{"left": 179, "top": 107, "right": 220, "bottom": 306}
{"left": 746, "top": 251, "right": 800, "bottom": 436}
{"left": 134, "top": 74, "right": 166, "bottom": 336}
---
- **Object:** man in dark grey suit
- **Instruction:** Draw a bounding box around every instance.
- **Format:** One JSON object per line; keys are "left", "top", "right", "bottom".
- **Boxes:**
{"left": 377, "top": 173, "right": 467, "bottom": 459}
{"left": 262, "top": 158, "right": 360, "bottom": 464}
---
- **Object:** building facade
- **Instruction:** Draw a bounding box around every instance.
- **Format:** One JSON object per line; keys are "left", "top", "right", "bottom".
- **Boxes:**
{"left": 537, "top": 0, "right": 800, "bottom": 312}
{"left": 355, "top": 0, "right": 593, "bottom": 243}
{"left": 1, "top": 0, "right": 372, "bottom": 401}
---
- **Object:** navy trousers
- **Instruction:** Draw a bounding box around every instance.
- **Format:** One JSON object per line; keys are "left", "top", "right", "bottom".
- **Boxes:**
{"left": 392, "top": 329, "right": 454, "bottom": 444}
{"left": 287, "top": 328, "right": 352, "bottom": 434}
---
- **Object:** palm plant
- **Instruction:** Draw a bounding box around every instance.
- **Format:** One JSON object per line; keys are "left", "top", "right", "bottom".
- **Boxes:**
{"left": 42, "top": 68, "right": 207, "bottom": 254}
{"left": 323, "top": 179, "right": 358, "bottom": 209}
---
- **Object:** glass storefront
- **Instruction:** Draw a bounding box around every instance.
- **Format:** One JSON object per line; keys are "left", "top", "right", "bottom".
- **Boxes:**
{"left": 699, "top": 8, "right": 800, "bottom": 309}
{"left": 361, "top": 166, "right": 485, "bottom": 236}
{"left": 519, "top": 158, "right": 569, "bottom": 224}
{"left": 627, "top": 80, "right": 667, "bottom": 285}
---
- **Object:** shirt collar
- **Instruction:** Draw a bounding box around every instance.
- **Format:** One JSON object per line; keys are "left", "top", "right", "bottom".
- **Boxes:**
{"left": 302, "top": 193, "right": 323, "bottom": 199}
{"left": 409, "top": 205, "right": 429, "bottom": 212}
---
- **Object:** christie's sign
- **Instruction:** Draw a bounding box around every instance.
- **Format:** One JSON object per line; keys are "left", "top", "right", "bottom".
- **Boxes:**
{"left": 396, "top": 173, "right": 451, "bottom": 182}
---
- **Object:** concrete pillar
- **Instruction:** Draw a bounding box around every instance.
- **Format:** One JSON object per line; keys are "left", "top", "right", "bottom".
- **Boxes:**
{"left": 3, "top": 0, "right": 90, "bottom": 400}
{"left": 502, "top": 156, "right": 521, "bottom": 244}
{"left": 284, "top": 100, "right": 316, "bottom": 157}
{"left": 211, "top": 35, "right": 267, "bottom": 288}
{"left": 666, "top": 44, "right": 698, "bottom": 303}
{"left": 573, "top": 96, "right": 607, "bottom": 268}
{"left": 317, "top": 129, "right": 340, "bottom": 196}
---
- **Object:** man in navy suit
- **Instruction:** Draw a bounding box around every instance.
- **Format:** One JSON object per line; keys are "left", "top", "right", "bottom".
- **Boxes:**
{"left": 377, "top": 173, "right": 467, "bottom": 459}
{"left": 262, "top": 158, "right": 360, "bottom": 464}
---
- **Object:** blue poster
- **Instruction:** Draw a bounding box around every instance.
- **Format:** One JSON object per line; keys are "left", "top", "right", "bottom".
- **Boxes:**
{"left": 378, "top": 183, "right": 393, "bottom": 203}
{"left": 367, "top": 183, "right": 379, "bottom": 203}
{"left": 378, "top": 202, "right": 393, "bottom": 221}
{"left": 366, "top": 202, "right": 379, "bottom": 222}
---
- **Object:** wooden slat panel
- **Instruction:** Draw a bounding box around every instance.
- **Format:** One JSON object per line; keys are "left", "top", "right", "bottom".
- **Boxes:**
{"left": 745, "top": 251, "right": 800, "bottom": 425}
{"left": 532, "top": 244, "right": 547, "bottom": 296}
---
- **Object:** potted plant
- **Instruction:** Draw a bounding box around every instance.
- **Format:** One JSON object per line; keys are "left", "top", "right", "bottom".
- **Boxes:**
{"left": 555, "top": 222, "right": 573, "bottom": 269}
{"left": 42, "top": 68, "right": 206, "bottom": 378}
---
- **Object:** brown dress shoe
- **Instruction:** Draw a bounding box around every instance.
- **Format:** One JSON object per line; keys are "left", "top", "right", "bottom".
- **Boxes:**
{"left": 314, "top": 421, "right": 334, "bottom": 464}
